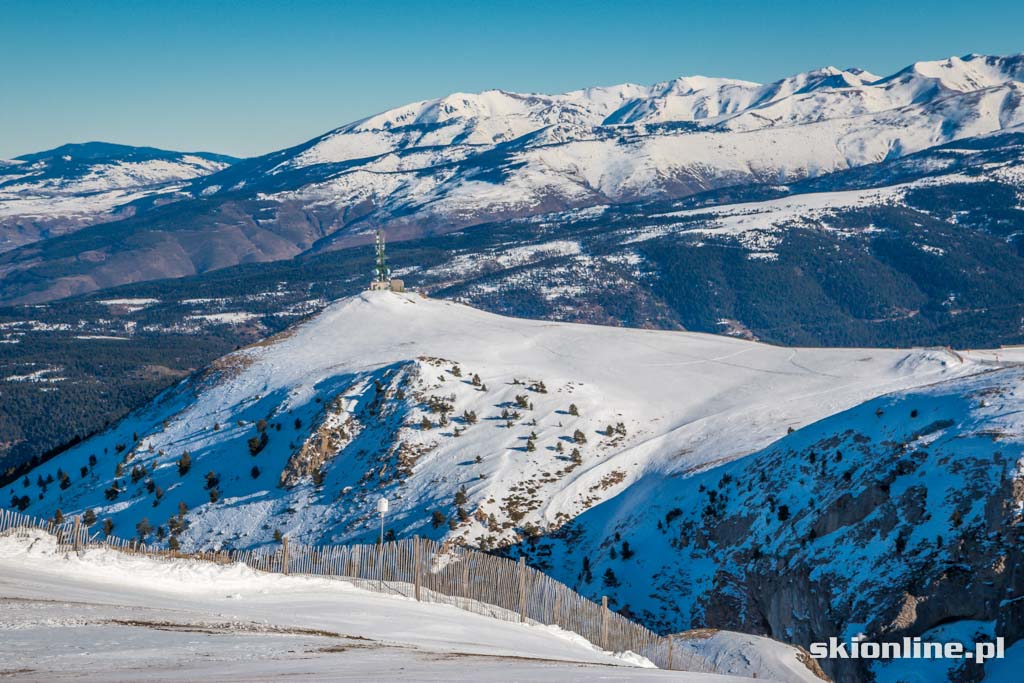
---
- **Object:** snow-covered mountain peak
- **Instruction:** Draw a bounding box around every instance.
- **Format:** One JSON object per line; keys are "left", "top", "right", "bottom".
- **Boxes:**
{"left": 888, "top": 53, "right": 1024, "bottom": 94}
{"left": 8, "top": 54, "right": 1024, "bottom": 306}
{"left": 653, "top": 74, "right": 760, "bottom": 95}
{"left": 172, "top": 52, "right": 1024, "bottom": 247}
{"left": 845, "top": 66, "right": 881, "bottom": 83}
{"left": 17, "top": 291, "right": 1022, "bottom": 554}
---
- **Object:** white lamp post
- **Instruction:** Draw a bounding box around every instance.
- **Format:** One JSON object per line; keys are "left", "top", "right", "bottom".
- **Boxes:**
{"left": 376, "top": 497, "right": 389, "bottom": 546}
{"left": 376, "top": 496, "right": 389, "bottom": 591}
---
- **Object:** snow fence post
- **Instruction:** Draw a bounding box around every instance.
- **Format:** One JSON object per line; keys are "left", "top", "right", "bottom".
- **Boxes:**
{"left": 413, "top": 536, "right": 422, "bottom": 601}
{"left": 517, "top": 556, "right": 527, "bottom": 623}
{"left": 281, "top": 536, "right": 289, "bottom": 575}
{"left": 667, "top": 636, "right": 674, "bottom": 669}
{"left": 72, "top": 515, "right": 81, "bottom": 552}
{"left": 601, "top": 595, "right": 609, "bottom": 650}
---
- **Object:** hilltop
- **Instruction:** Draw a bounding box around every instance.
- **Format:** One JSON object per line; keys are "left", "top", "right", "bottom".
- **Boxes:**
{"left": 12, "top": 291, "right": 1018, "bottom": 553}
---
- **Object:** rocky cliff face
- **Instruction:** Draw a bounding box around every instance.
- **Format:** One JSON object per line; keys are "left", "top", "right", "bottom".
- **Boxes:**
{"left": 518, "top": 368, "right": 1024, "bottom": 682}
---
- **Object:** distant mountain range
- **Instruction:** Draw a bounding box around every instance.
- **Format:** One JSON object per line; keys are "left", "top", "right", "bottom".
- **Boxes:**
{"left": 1, "top": 53, "right": 1023, "bottom": 305}
{"left": 183, "top": 53, "right": 1024, "bottom": 239}
{"left": 0, "top": 142, "right": 236, "bottom": 252}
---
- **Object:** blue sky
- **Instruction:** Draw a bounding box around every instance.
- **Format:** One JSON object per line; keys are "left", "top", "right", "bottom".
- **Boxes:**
{"left": 3, "top": 0, "right": 1022, "bottom": 159}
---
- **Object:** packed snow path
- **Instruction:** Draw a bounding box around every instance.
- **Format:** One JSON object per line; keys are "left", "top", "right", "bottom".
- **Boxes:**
{"left": 0, "top": 532, "right": 766, "bottom": 682}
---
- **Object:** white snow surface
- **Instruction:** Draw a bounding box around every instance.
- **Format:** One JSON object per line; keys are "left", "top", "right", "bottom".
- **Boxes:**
{"left": 0, "top": 531, "right": 766, "bottom": 682}
{"left": 25, "top": 292, "right": 1024, "bottom": 553}
{"left": 526, "top": 362, "right": 1024, "bottom": 679}
{"left": 672, "top": 630, "right": 824, "bottom": 683}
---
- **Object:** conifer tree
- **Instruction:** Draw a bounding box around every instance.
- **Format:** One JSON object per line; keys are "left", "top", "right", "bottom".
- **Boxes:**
{"left": 603, "top": 568, "right": 620, "bottom": 587}
{"left": 177, "top": 452, "right": 191, "bottom": 476}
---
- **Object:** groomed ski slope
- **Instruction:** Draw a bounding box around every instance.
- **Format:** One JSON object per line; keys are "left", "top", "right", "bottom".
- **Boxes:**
{"left": 27, "top": 291, "right": 1024, "bottom": 550}
{"left": 0, "top": 531, "right": 763, "bottom": 682}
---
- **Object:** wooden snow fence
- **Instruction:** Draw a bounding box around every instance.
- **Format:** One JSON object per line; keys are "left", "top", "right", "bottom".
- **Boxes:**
{"left": 0, "top": 508, "right": 712, "bottom": 672}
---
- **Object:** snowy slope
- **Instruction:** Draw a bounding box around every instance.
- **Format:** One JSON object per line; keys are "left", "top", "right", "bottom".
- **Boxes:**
{"left": 1, "top": 530, "right": 720, "bottom": 682}
{"left": 0, "top": 142, "right": 235, "bottom": 252}
{"left": 15, "top": 292, "right": 1023, "bottom": 555}
{"left": 669, "top": 630, "right": 828, "bottom": 683}
{"left": 517, "top": 366, "right": 1024, "bottom": 682}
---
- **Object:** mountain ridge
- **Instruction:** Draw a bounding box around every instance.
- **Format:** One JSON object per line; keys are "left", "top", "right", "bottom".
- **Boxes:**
{"left": 9, "top": 141, "right": 239, "bottom": 166}
{"left": 2, "top": 53, "right": 1023, "bottom": 304}
{"left": 15, "top": 291, "right": 1020, "bottom": 547}
{"left": 0, "top": 141, "right": 237, "bottom": 254}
